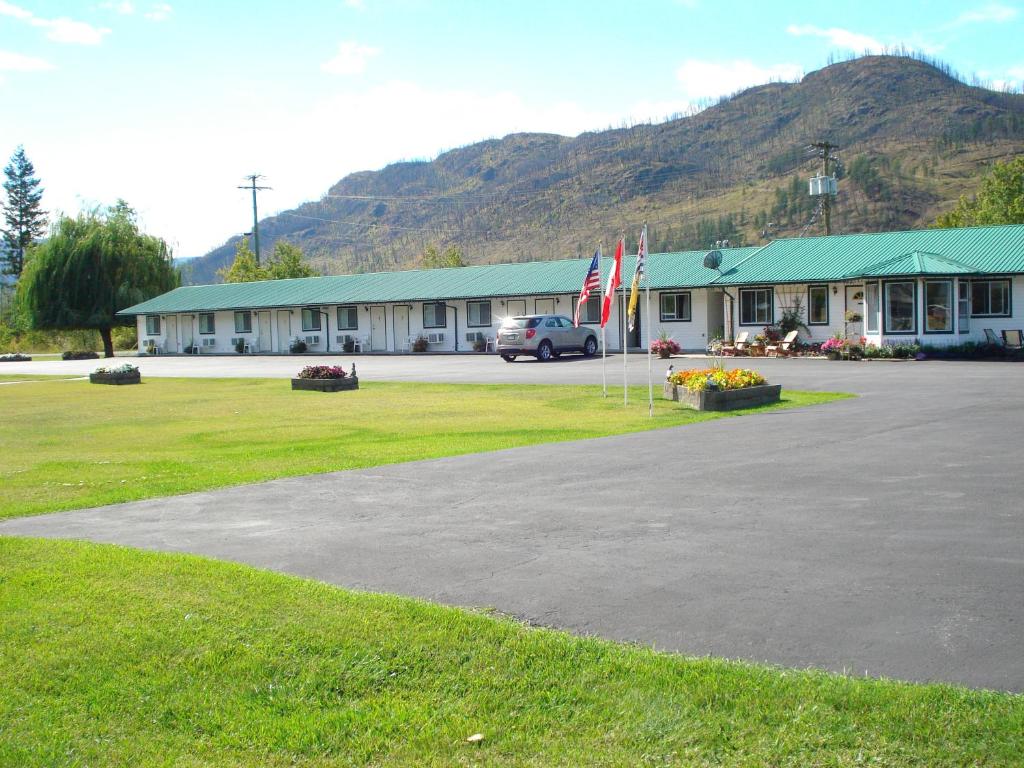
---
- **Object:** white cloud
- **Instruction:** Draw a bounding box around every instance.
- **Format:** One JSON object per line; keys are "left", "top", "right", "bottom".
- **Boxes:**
{"left": 0, "top": 2, "right": 111, "bottom": 44}
{"left": 99, "top": 1, "right": 135, "bottom": 15}
{"left": 343, "top": 0, "right": 365, "bottom": 9}
{"left": 144, "top": 3, "right": 172, "bottom": 22}
{"left": 321, "top": 41, "right": 379, "bottom": 75}
{"left": 674, "top": 59, "right": 802, "bottom": 101}
{"left": 949, "top": 3, "right": 1017, "bottom": 26}
{"left": 0, "top": 49, "right": 55, "bottom": 71}
{"left": 786, "top": 24, "right": 884, "bottom": 53}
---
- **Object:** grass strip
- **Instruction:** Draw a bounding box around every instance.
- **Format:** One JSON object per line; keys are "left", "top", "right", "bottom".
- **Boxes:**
{"left": 1, "top": 537, "right": 1019, "bottom": 767}
{"left": 0, "top": 378, "right": 850, "bottom": 519}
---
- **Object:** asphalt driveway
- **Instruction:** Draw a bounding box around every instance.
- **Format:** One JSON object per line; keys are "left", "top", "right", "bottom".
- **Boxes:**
{"left": 2, "top": 358, "right": 1022, "bottom": 691}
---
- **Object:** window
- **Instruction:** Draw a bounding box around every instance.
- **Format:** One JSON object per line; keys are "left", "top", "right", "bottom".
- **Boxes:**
{"left": 301, "top": 308, "right": 321, "bottom": 332}
{"left": 739, "top": 288, "right": 773, "bottom": 325}
{"left": 808, "top": 285, "right": 829, "bottom": 325}
{"left": 145, "top": 315, "right": 161, "bottom": 335}
{"left": 467, "top": 300, "right": 492, "bottom": 327}
{"left": 572, "top": 294, "right": 601, "bottom": 324}
{"left": 865, "top": 282, "right": 879, "bottom": 333}
{"left": 506, "top": 299, "right": 526, "bottom": 317}
{"left": 234, "top": 311, "right": 252, "bottom": 333}
{"left": 924, "top": 280, "right": 953, "bottom": 333}
{"left": 958, "top": 282, "right": 970, "bottom": 334}
{"left": 970, "top": 279, "right": 1011, "bottom": 317}
{"left": 660, "top": 292, "right": 691, "bottom": 322}
{"left": 198, "top": 313, "right": 215, "bottom": 334}
{"left": 423, "top": 302, "right": 447, "bottom": 328}
{"left": 884, "top": 281, "right": 916, "bottom": 334}
{"left": 337, "top": 305, "right": 358, "bottom": 330}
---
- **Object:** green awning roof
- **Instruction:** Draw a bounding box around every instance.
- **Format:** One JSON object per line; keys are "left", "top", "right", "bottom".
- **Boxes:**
{"left": 119, "top": 224, "right": 1024, "bottom": 316}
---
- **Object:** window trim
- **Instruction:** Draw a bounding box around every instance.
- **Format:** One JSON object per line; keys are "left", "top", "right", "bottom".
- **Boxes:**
{"left": 738, "top": 287, "right": 774, "bottom": 326}
{"left": 659, "top": 292, "right": 692, "bottom": 322}
{"left": 882, "top": 280, "right": 917, "bottom": 336}
{"left": 301, "top": 308, "right": 322, "bottom": 332}
{"left": 422, "top": 302, "right": 447, "bottom": 329}
{"left": 466, "top": 299, "right": 492, "bottom": 328}
{"left": 807, "top": 284, "right": 830, "bottom": 326}
{"left": 865, "top": 281, "right": 880, "bottom": 333}
{"left": 336, "top": 304, "right": 358, "bottom": 331}
{"left": 198, "top": 313, "right": 215, "bottom": 335}
{"left": 233, "top": 310, "right": 252, "bottom": 334}
{"left": 145, "top": 315, "right": 161, "bottom": 336}
{"left": 571, "top": 293, "right": 601, "bottom": 324}
{"left": 969, "top": 278, "right": 1012, "bottom": 318}
{"left": 923, "top": 279, "right": 954, "bottom": 335}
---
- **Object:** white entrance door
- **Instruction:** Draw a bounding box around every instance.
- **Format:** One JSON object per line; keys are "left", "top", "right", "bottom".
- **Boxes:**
{"left": 370, "top": 306, "right": 386, "bottom": 351}
{"left": 258, "top": 312, "right": 272, "bottom": 352}
{"left": 180, "top": 315, "right": 194, "bottom": 351}
{"left": 535, "top": 298, "right": 555, "bottom": 315}
{"left": 164, "top": 315, "right": 177, "bottom": 353}
{"left": 276, "top": 310, "right": 291, "bottom": 352}
{"left": 845, "top": 285, "right": 864, "bottom": 339}
{"left": 393, "top": 305, "right": 409, "bottom": 351}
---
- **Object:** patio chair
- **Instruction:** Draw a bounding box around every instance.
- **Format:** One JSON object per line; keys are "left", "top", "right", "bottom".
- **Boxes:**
{"left": 984, "top": 328, "right": 1002, "bottom": 346}
{"left": 1002, "top": 329, "right": 1023, "bottom": 350}
{"left": 721, "top": 331, "right": 750, "bottom": 356}
{"left": 766, "top": 330, "right": 799, "bottom": 358}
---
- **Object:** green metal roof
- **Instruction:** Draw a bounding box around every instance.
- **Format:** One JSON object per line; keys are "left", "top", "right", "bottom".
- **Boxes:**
{"left": 119, "top": 224, "right": 1024, "bottom": 316}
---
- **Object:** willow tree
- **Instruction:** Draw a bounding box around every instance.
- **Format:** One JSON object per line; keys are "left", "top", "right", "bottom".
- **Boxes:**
{"left": 19, "top": 202, "right": 179, "bottom": 357}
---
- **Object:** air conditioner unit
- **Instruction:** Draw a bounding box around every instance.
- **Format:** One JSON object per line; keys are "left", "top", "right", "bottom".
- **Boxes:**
{"left": 465, "top": 331, "right": 484, "bottom": 343}
{"left": 201, "top": 338, "right": 216, "bottom": 347}
{"left": 305, "top": 335, "right": 320, "bottom": 345}
{"left": 427, "top": 332, "right": 445, "bottom": 344}
{"left": 336, "top": 334, "right": 353, "bottom": 344}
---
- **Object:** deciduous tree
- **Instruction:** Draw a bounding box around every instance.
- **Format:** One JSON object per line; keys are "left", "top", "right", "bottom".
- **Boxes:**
{"left": 18, "top": 202, "right": 178, "bottom": 357}
{"left": 935, "top": 156, "right": 1024, "bottom": 228}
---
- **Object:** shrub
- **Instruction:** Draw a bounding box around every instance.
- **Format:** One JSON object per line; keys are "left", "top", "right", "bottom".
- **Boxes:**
{"left": 289, "top": 339, "right": 308, "bottom": 354}
{"left": 669, "top": 367, "right": 766, "bottom": 392}
{"left": 62, "top": 350, "right": 99, "bottom": 360}
{"left": 412, "top": 336, "right": 429, "bottom": 353}
{"left": 0, "top": 353, "right": 31, "bottom": 362}
{"left": 296, "top": 365, "right": 348, "bottom": 380}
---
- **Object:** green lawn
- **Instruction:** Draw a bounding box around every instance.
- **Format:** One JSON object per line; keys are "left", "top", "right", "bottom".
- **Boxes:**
{"left": 0, "top": 378, "right": 850, "bottom": 520}
{"left": 1, "top": 537, "right": 1019, "bottom": 767}
{"left": 0, "top": 373, "right": 82, "bottom": 383}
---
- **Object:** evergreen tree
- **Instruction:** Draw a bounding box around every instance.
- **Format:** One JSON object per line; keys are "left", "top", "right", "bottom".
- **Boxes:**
{"left": 18, "top": 201, "right": 178, "bottom": 357}
{"left": 2, "top": 146, "right": 47, "bottom": 277}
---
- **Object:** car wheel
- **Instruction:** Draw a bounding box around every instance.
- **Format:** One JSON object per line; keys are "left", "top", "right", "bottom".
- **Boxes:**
{"left": 536, "top": 341, "right": 553, "bottom": 361}
{"left": 583, "top": 336, "right": 598, "bottom": 356}
{"left": 501, "top": 354, "right": 516, "bottom": 362}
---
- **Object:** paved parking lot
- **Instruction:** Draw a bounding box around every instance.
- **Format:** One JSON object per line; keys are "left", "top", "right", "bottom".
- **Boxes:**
{"left": 2, "top": 355, "right": 1023, "bottom": 691}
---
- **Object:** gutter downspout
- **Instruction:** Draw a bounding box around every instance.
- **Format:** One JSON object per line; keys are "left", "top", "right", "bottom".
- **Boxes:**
{"left": 448, "top": 304, "right": 459, "bottom": 351}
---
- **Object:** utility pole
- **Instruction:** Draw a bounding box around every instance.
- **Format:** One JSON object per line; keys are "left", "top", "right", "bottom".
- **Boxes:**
{"left": 809, "top": 142, "right": 838, "bottom": 235}
{"left": 237, "top": 174, "right": 271, "bottom": 264}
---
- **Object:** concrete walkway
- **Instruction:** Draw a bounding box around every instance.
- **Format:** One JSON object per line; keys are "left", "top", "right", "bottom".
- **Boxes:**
{"left": 2, "top": 359, "right": 1022, "bottom": 691}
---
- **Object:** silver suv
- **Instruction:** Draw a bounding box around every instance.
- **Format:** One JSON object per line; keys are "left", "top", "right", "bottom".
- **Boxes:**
{"left": 496, "top": 314, "right": 599, "bottom": 362}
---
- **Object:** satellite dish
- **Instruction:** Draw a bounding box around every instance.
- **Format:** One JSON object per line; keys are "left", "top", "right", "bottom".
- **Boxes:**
{"left": 703, "top": 249, "right": 723, "bottom": 270}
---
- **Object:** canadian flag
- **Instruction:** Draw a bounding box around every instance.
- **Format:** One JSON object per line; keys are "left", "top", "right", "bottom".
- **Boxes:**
{"left": 600, "top": 237, "right": 623, "bottom": 328}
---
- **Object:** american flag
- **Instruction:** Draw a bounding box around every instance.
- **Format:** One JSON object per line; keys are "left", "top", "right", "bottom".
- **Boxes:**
{"left": 573, "top": 249, "right": 601, "bottom": 327}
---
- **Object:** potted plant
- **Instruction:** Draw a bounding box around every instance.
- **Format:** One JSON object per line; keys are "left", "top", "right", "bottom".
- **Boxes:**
{"left": 235, "top": 339, "right": 246, "bottom": 354}
{"left": 845, "top": 310, "right": 863, "bottom": 323}
{"left": 289, "top": 339, "right": 308, "bottom": 354}
{"left": 291, "top": 364, "right": 359, "bottom": 392}
{"left": 342, "top": 338, "right": 355, "bottom": 354}
{"left": 412, "top": 336, "right": 429, "bottom": 353}
{"left": 90, "top": 363, "right": 141, "bottom": 385}
{"left": 820, "top": 336, "right": 847, "bottom": 360}
{"left": 650, "top": 332, "right": 681, "bottom": 359}
{"left": 472, "top": 337, "right": 487, "bottom": 353}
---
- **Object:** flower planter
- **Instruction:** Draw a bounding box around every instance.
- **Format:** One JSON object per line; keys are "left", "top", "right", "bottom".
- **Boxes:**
{"left": 680, "top": 384, "right": 782, "bottom": 411}
{"left": 663, "top": 382, "right": 680, "bottom": 401}
{"left": 89, "top": 372, "right": 141, "bottom": 385}
{"left": 291, "top": 376, "right": 359, "bottom": 392}
{"left": 826, "top": 352, "right": 842, "bottom": 361}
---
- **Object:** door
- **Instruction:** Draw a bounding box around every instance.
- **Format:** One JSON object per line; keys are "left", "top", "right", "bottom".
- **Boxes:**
{"left": 164, "top": 315, "right": 177, "bottom": 353}
{"left": 393, "top": 305, "right": 409, "bottom": 350}
{"left": 276, "top": 310, "right": 291, "bottom": 352}
{"left": 180, "top": 315, "right": 193, "bottom": 351}
{"left": 258, "top": 311, "right": 272, "bottom": 352}
{"left": 535, "top": 298, "right": 555, "bottom": 315}
{"left": 370, "top": 306, "right": 386, "bottom": 351}
{"left": 706, "top": 289, "right": 724, "bottom": 344}
{"left": 845, "top": 285, "right": 864, "bottom": 339}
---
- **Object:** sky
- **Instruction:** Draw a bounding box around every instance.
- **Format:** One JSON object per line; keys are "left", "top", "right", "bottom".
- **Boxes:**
{"left": 1, "top": 1, "right": 1022, "bottom": 259}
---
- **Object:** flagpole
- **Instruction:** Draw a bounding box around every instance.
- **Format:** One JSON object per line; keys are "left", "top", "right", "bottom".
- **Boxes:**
{"left": 599, "top": 245, "right": 607, "bottom": 397}
{"left": 643, "top": 224, "right": 653, "bottom": 417}
{"left": 621, "top": 235, "right": 628, "bottom": 407}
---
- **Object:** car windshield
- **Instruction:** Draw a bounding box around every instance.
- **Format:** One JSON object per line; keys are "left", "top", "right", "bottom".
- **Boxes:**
{"left": 502, "top": 317, "right": 542, "bottom": 329}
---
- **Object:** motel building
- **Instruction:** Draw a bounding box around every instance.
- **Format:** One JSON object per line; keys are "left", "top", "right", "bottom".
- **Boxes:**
{"left": 121, "top": 224, "right": 1024, "bottom": 355}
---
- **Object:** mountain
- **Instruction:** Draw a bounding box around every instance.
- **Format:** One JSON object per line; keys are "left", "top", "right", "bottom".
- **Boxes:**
{"left": 189, "top": 55, "right": 1024, "bottom": 283}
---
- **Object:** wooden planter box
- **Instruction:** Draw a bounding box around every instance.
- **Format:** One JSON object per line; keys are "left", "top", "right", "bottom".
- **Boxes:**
{"left": 678, "top": 383, "right": 782, "bottom": 411}
{"left": 291, "top": 376, "right": 359, "bottom": 392}
{"left": 89, "top": 372, "right": 141, "bottom": 385}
